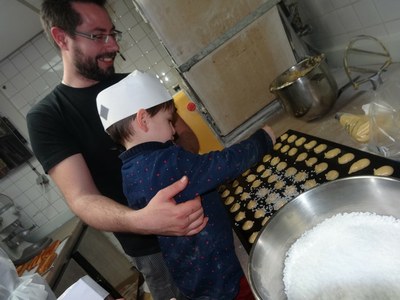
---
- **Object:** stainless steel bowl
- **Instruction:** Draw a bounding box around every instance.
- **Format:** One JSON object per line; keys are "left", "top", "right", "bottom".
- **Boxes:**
{"left": 248, "top": 176, "right": 400, "bottom": 300}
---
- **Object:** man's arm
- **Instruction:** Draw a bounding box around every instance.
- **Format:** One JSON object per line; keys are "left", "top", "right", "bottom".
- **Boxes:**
{"left": 49, "top": 153, "right": 208, "bottom": 235}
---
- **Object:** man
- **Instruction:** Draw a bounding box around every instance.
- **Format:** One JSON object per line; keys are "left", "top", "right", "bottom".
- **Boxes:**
{"left": 27, "top": 1, "right": 207, "bottom": 299}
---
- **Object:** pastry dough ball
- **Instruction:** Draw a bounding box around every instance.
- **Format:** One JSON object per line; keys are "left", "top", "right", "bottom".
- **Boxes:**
{"left": 294, "top": 171, "right": 308, "bottom": 182}
{"left": 274, "top": 180, "right": 285, "bottom": 190}
{"left": 288, "top": 147, "right": 298, "bottom": 157}
{"left": 221, "top": 189, "right": 230, "bottom": 198}
{"left": 262, "top": 216, "right": 270, "bottom": 226}
{"left": 284, "top": 185, "right": 299, "bottom": 198}
{"left": 270, "top": 156, "right": 280, "bottom": 166}
{"left": 314, "top": 143, "right": 327, "bottom": 154}
{"left": 232, "top": 180, "right": 239, "bottom": 187}
{"left": 251, "top": 179, "right": 262, "bottom": 189}
{"left": 242, "top": 169, "right": 251, "bottom": 177}
{"left": 262, "top": 154, "right": 272, "bottom": 163}
{"left": 224, "top": 196, "right": 235, "bottom": 205}
{"left": 280, "top": 144, "right": 290, "bottom": 153}
{"left": 324, "top": 148, "right": 341, "bottom": 159}
{"left": 287, "top": 134, "right": 297, "bottom": 143}
{"left": 234, "top": 186, "right": 243, "bottom": 195}
{"left": 276, "top": 161, "right": 288, "bottom": 171}
{"left": 296, "top": 152, "right": 308, "bottom": 162}
{"left": 256, "top": 164, "right": 266, "bottom": 173}
{"left": 230, "top": 202, "right": 240, "bottom": 213}
{"left": 235, "top": 211, "right": 246, "bottom": 222}
{"left": 315, "top": 162, "right": 328, "bottom": 174}
{"left": 325, "top": 170, "right": 339, "bottom": 181}
{"left": 254, "top": 209, "right": 266, "bottom": 219}
{"left": 273, "top": 142, "right": 282, "bottom": 151}
{"left": 240, "top": 192, "right": 250, "bottom": 201}
{"left": 348, "top": 158, "right": 370, "bottom": 174}
{"left": 305, "top": 157, "right": 318, "bottom": 167}
{"left": 247, "top": 200, "right": 257, "bottom": 209}
{"left": 242, "top": 220, "right": 254, "bottom": 231}
{"left": 261, "top": 169, "right": 272, "bottom": 178}
{"left": 274, "top": 198, "right": 287, "bottom": 210}
{"left": 304, "top": 179, "right": 317, "bottom": 190}
{"left": 338, "top": 153, "right": 355, "bottom": 164}
{"left": 374, "top": 165, "right": 394, "bottom": 176}
{"left": 267, "top": 174, "right": 279, "bottom": 184}
{"left": 295, "top": 137, "right": 306, "bottom": 147}
{"left": 285, "top": 167, "right": 298, "bottom": 177}
{"left": 304, "top": 140, "right": 317, "bottom": 150}
{"left": 256, "top": 187, "right": 269, "bottom": 198}
{"left": 280, "top": 133, "right": 289, "bottom": 142}
{"left": 246, "top": 174, "right": 256, "bottom": 183}
{"left": 249, "top": 231, "right": 259, "bottom": 244}
{"left": 266, "top": 192, "right": 280, "bottom": 204}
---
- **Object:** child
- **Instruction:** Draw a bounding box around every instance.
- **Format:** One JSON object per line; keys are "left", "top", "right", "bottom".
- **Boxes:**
{"left": 96, "top": 70, "right": 276, "bottom": 299}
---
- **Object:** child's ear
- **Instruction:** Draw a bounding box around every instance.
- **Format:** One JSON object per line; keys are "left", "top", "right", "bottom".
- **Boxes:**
{"left": 136, "top": 109, "right": 149, "bottom": 132}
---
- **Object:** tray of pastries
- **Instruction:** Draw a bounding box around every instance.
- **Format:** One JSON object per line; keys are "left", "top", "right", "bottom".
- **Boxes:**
{"left": 219, "top": 129, "right": 400, "bottom": 253}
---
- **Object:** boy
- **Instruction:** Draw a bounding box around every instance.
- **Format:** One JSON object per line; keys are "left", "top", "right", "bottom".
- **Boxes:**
{"left": 97, "top": 70, "right": 276, "bottom": 299}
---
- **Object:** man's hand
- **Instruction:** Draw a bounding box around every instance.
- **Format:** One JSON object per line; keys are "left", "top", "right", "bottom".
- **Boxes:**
{"left": 140, "top": 176, "right": 208, "bottom": 236}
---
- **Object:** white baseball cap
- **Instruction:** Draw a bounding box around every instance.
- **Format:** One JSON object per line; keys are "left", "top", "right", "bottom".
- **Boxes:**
{"left": 97, "top": 70, "right": 172, "bottom": 130}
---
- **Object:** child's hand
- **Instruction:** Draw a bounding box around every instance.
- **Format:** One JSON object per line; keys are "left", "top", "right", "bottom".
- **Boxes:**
{"left": 262, "top": 125, "right": 276, "bottom": 144}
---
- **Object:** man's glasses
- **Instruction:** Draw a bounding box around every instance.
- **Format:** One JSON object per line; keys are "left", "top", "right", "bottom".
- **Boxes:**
{"left": 74, "top": 30, "right": 122, "bottom": 43}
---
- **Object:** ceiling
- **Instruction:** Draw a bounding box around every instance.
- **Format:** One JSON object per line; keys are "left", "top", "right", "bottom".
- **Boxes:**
{"left": 0, "top": 0, "right": 43, "bottom": 61}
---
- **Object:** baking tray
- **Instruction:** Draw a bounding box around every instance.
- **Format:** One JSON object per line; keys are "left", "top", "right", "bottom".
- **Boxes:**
{"left": 219, "top": 129, "right": 400, "bottom": 253}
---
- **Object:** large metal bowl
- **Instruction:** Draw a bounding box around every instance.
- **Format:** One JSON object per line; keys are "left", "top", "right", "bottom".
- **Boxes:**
{"left": 248, "top": 176, "right": 400, "bottom": 300}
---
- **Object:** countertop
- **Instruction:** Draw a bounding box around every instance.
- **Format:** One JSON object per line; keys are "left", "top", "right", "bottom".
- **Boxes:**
{"left": 234, "top": 63, "right": 400, "bottom": 276}
{"left": 43, "top": 216, "right": 84, "bottom": 287}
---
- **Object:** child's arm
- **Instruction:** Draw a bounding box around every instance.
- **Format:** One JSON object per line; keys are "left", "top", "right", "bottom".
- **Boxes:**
{"left": 261, "top": 124, "right": 276, "bottom": 144}
{"left": 172, "top": 125, "right": 275, "bottom": 200}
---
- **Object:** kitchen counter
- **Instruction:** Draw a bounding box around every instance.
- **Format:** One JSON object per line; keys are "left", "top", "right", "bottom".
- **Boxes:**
{"left": 271, "top": 62, "right": 400, "bottom": 143}
{"left": 233, "top": 63, "right": 400, "bottom": 276}
{"left": 41, "top": 217, "right": 139, "bottom": 299}
{"left": 43, "top": 216, "right": 84, "bottom": 287}
{"left": 269, "top": 71, "right": 380, "bottom": 147}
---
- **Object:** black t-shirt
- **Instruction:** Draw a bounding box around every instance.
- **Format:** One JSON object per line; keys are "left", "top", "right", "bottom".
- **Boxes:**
{"left": 27, "top": 74, "right": 160, "bottom": 257}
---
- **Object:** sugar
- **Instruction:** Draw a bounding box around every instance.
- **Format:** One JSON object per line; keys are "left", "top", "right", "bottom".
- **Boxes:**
{"left": 283, "top": 212, "right": 400, "bottom": 299}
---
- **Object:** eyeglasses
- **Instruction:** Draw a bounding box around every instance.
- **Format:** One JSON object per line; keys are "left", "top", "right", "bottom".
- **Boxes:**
{"left": 74, "top": 30, "right": 122, "bottom": 43}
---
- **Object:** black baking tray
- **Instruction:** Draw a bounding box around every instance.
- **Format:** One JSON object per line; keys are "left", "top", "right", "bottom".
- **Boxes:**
{"left": 219, "top": 129, "right": 400, "bottom": 253}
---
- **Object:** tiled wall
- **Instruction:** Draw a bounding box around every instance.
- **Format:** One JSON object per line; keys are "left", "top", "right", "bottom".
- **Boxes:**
{"left": 0, "top": 0, "right": 182, "bottom": 233}
{"left": 0, "top": 0, "right": 399, "bottom": 234}
{"left": 297, "top": 0, "right": 400, "bottom": 66}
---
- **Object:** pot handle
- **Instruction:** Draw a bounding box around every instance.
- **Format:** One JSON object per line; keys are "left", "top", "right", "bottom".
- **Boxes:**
{"left": 337, "top": 75, "right": 361, "bottom": 98}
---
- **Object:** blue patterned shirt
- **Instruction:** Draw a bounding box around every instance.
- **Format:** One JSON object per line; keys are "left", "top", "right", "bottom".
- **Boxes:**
{"left": 120, "top": 129, "right": 273, "bottom": 299}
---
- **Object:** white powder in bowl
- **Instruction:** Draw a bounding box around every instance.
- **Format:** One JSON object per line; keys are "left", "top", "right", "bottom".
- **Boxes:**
{"left": 283, "top": 212, "right": 400, "bottom": 300}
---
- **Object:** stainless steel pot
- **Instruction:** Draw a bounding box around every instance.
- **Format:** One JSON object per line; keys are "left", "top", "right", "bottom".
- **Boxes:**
{"left": 270, "top": 54, "right": 338, "bottom": 121}
{"left": 248, "top": 176, "right": 400, "bottom": 300}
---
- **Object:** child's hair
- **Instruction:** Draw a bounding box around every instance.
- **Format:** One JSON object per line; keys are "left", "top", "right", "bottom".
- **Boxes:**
{"left": 107, "top": 99, "right": 175, "bottom": 146}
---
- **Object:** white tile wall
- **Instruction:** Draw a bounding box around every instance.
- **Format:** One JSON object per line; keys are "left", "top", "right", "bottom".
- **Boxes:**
{"left": 298, "top": 0, "right": 400, "bottom": 67}
{"left": 1, "top": 0, "right": 400, "bottom": 233}
{"left": 0, "top": 0, "right": 182, "bottom": 233}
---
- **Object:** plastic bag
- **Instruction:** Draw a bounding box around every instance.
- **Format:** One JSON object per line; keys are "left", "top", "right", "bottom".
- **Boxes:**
{"left": 0, "top": 248, "right": 56, "bottom": 300}
{"left": 367, "top": 78, "right": 400, "bottom": 160}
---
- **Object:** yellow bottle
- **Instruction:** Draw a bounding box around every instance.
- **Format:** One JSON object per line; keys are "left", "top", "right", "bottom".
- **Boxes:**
{"left": 336, "top": 113, "right": 370, "bottom": 143}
